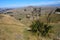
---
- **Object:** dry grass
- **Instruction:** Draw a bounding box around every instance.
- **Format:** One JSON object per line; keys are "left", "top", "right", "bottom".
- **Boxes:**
{"left": 0, "top": 14, "right": 26, "bottom": 40}
{"left": 0, "top": 14, "right": 60, "bottom": 40}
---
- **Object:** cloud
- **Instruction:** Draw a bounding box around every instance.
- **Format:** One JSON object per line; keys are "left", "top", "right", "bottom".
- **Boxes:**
{"left": 8, "top": 1, "right": 60, "bottom": 7}
{"left": 28, "top": 1, "right": 60, "bottom": 6}
{"left": 16, "top": 1, "right": 60, "bottom": 7}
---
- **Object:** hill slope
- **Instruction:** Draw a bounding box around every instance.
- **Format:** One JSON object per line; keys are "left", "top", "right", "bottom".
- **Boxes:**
{"left": 0, "top": 14, "right": 26, "bottom": 40}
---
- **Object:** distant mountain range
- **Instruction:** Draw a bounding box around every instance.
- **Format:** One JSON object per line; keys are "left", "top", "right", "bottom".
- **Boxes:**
{"left": 43, "top": 4, "right": 60, "bottom": 7}
{"left": 0, "top": 8, "right": 14, "bottom": 13}
{"left": 0, "top": 4, "right": 60, "bottom": 14}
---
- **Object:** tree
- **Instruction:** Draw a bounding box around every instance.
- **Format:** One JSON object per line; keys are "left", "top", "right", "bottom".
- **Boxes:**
{"left": 29, "top": 20, "right": 53, "bottom": 40}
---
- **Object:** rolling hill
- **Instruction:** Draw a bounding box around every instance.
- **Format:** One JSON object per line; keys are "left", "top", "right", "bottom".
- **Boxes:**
{"left": 0, "top": 6, "right": 60, "bottom": 40}
{"left": 0, "top": 14, "right": 26, "bottom": 40}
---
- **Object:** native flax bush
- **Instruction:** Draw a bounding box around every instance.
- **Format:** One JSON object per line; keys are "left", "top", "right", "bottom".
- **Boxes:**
{"left": 29, "top": 20, "right": 53, "bottom": 38}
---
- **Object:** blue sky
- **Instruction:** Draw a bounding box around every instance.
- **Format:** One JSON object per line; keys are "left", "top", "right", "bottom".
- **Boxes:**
{"left": 0, "top": 0, "right": 60, "bottom": 8}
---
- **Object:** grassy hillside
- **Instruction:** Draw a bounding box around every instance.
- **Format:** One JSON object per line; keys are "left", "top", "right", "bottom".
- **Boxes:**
{"left": 0, "top": 7, "right": 60, "bottom": 40}
{"left": 0, "top": 14, "right": 60, "bottom": 40}
{"left": 38, "top": 14, "right": 60, "bottom": 23}
{"left": 0, "top": 14, "right": 26, "bottom": 40}
{"left": 50, "top": 14, "right": 60, "bottom": 23}
{"left": 0, "top": 14, "right": 53, "bottom": 40}
{"left": 3, "top": 7, "right": 56, "bottom": 20}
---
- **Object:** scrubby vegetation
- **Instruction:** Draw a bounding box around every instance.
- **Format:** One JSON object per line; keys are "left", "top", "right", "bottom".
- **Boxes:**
{"left": 29, "top": 20, "right": 53, "bottom": 40}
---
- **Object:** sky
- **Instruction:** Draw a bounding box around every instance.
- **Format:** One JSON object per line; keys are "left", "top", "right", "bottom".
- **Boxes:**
{"left": 0, "top": 0, "right": 60, "bottom": 8}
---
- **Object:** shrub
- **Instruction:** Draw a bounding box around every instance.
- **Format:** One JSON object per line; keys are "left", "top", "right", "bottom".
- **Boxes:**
{"left": 29, "top": 20, "right": 53, "bottom": 37}
{"left": 19, "top": 18, "right": 21, "bottom": 20}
